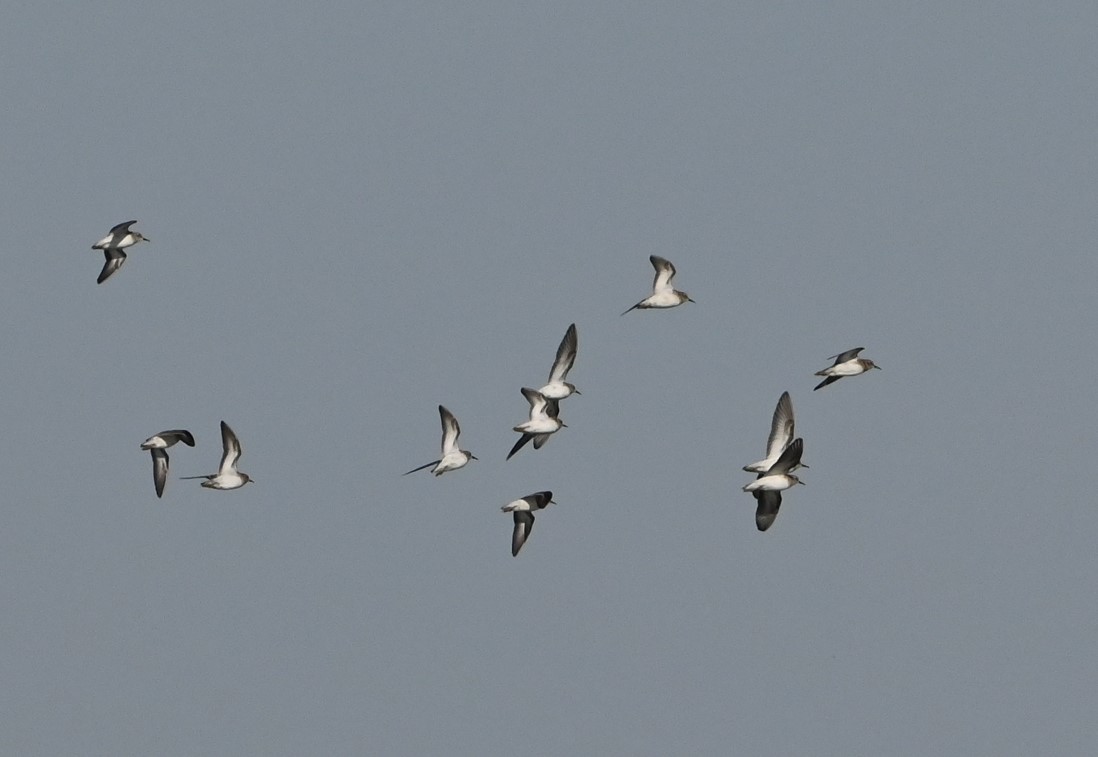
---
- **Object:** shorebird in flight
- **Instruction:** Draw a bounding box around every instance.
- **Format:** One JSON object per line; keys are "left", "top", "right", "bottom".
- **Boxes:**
{"left": 140, "top": 429, "right": 195, "bottom": 498}
{"left": 743, "top": 391, "right": 806, "bottom": 473}
{"left": 181, "top": 421, "right": 253, "bottom": 490}
{"left": 621, "top": 255, "right": 694, "bottom": 315}
{"left": 813, "top": 347, "right": 881, "bottom": 390}
{"left": 536, "top": 323, "right": 580, "bottom": 400}
{"left": 92, "top": 220, "right": 149, "bottom": 284}
{"left": 501, "top": 491, "right": 555, "bottom": 556}
{"left": 403, "top": 405, "right": 477, "bottom": 476}
{"left": 507, "top": 388, "right": 564, "bottom": 460}
{"left": 744, "top": 437, "right": 805, "bottom": 532}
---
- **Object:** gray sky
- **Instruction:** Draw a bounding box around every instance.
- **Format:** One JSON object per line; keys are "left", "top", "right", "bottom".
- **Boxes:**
{"left": 2, "top": 2, "right": 1096, "bottom": 755}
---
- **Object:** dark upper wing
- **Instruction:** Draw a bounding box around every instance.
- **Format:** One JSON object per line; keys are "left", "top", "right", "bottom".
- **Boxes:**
{"left": 402, "top": 459, "right": 440, "bottom": 476}
{"left": 764, "top": 391, "right": 794, "bottom": 460}
{"left": 520, "top": 387, "right": 545, "bottom": 412}
{"left": 649, "top": 255, "right": 677, "bottom": 290}
{"left": 97, "top": 249, "right": 127, "bottom": 284}
{"left": 110, "top": 220, "right": 138, "bottom": 234}
{"left": 151, "top": 448, "right": 169, "bottom": 498}
{"left": 768, "top": 438, "right": 803, "bottom": 475}
{"left": 827, "top": 347, "right": 864, "bottom": 365}
{"left": 548, "top": 323, "right": 578, "bottom": 382}
{"left": 527, "top": 491, "right": 553, "bottom": 509}
{"left": 754, "top": 489, "right": 782, "bottom": 531}
{"left": 813, "top": 375, "right": 841, "bottom": 391}
{"left": 507, "top": 434, "right": 533, "bottom": 460}
{"left": 219, "top": 421, "right": 242, "bottom": 473}
{"left": 439, "top": 405, "right": 461, "bottom": 453}
{"left": 511, "top": 511, "right": 535, "bottom": 556}
{"left": 160, "top": 429, "right": 196, "bottom": 447}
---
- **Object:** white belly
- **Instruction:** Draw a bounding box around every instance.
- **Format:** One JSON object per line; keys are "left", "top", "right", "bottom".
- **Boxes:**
{"left": 827, "top": 361, "right": 865, "bottom": 377}
{"left": 516, "top": 419, "right": 559, "bottom": 434}
{"left": 538, "top": 382, "right": 572, "bottom": 400}
{"left": 434, "top": 451, "right": 469, "bottom": 475}
{"left": 744, "top": 474, "right": 794, "bottom": 492}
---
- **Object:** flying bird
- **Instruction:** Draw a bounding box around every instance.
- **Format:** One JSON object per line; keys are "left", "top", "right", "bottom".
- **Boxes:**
{"left": 621, "top": 255, "right": 695, "bottom": 315}
{"left": 743, "top": 391, "right": 807, "bottom": 473}
{"left": 743, "top": 437, "right": 805, "bottom": 532}
{"left": 507, "top": 388, "right": 565, "bottom": 460}
{"left": 403, "top": 405, "right": 477, "bottom": 476}
{"left": 536, "top": 323, "right": 580, "bottom": 400}
{"left": 91, "top": 220, "right": 149, "bottom": 284}
{"left": 140, "top": 429, "right": 195, "bottom": 498}
{"left": 180, "top": 421, "right": 253, "bottom": 490}
{"left": 501, "top": 491, "right": 555, "bottom": 556}
{"left": 813, "top": 347, "right": 881, "bottom": 390}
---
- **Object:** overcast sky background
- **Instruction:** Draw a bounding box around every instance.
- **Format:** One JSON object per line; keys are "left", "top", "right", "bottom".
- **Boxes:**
{"left": 1, "top": 2, "right": 1096, "bottom": 755}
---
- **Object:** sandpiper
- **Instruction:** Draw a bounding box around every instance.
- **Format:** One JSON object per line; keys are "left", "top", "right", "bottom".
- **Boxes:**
{"left": 507, "top": 388, "right": 565, "bottom": 460}
{"left": 744, "top": 437, "right": 805, "bottom": 532}
{"left": 501, "top": 490, "right": 555, "bottom": 556}
{"left": 621, "top": 255, "right": 695, "bottom": 315}
{"left": 743, "top": 391, "right": 807, "bottom": 473}
{"left": 140, "top": 429, "right": 195, "bottom": 498}
{"left": 403, "top": 405, "right": 477, "bottom": 476}
{"left": 92, "top": 220, "right": 149, "bottom": 284}
{"left": 180, "top": 421, "right": 253, "bottom": 490}
{"left": 537, "top": 323, "right": 580, "bottom": 400}
{"left": 813, "top": 347, "right": 881, "bottom": 390}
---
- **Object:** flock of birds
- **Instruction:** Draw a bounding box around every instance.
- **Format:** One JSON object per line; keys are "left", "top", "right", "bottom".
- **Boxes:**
{"left": 99, "top": 222, "right": 881, "bottom": 553}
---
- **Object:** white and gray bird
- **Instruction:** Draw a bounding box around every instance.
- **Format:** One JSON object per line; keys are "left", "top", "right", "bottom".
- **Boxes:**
{"left": 501, "top": 490, "right": 555, "bottom": 556}
{"left": 180, "top": 421, "right": 253, "bottom": 490}
{"left": 403, "top": 405, "right": 477, "bottom": 476}
{"left": 91, "top": 220, "right": 149, "bottom": 284}
{"left": 744, "top": 437, "right": 805, "bottom": 532}
{"left": 813, "top": 347, "right": 881, "bottom": 390}
{"left": 140, "top": 429, "right": 195, "bottom": 498}
{"left": 507, "top": 388, "right": 565, "bottom": 460}
{"left": 743, "top": 391, "right": 807, "bottom": 473}
{"left": 536, "top": 323, "right": 580, "bottom": 400}
{"left": 621, "top": 255, "right": 695, "bottom": 315}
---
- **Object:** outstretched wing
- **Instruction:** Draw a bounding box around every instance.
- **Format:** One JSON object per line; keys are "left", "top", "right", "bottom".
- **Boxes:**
{"left": 511, "top": 511, "right": 535, "bottom": 556}
{"left": 439, "top": 405, "right": 461, "bottom": 454}
{"left": 650, "top": 255, "right": 677, "bottom": 292}
{"left": 826, "top": 347, "right": 864, "bottom": 365}
{"left": 520, "top": 387, "right": 548, "bottom": 418}
{"left": 402, "top": 459, "right": 440, "bottom": 476}
{"left": 547, "top": 324, "right": 578, "bottom": 383}
{"left": 764, "top": 391, "right": 795, "bottom": 461}
{"left": 767, "top": 437, "right": 803, "bottom": 475}
{"left": 754, "top": 489, "right": 782, "bottom": 532}
{"left": 218, "top": 421, "right": 243, "bottom": 474}
{"left": 109, "top": 220, "right": 138, "bottom": 234}
{"left": 151, "top": 449, "right": 169, "bottom": 498}
{"left": 507, "top": 434, "right": 533, "bottom": 460}
{"left": 97, "top": 249, "right": 127, "bottom": 284}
